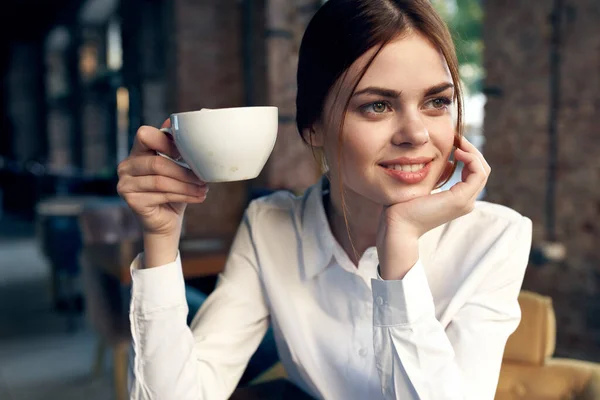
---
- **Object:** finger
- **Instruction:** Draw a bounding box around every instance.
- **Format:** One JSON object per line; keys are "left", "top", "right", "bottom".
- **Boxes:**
{"left": 131, "top": 125, "right": 181, "bottom": 159}
{"left": 159, "top": 118, "right": 174, "bottom": 143}
{"left": 125, "top": 191, "right": 207, "bottom": 208}
{"left": 455, "top": 148, "right": 486, "bottom": 185}
{"left": 160, "top": 118, "right": 171, "bottom": 129}
{"left": 450, "top": 149, "right": 487, "bottom": 204}
{"left": 119, "top": 175, "right": 208, "bottom": 197}
{"left": 456, "top": 136, "right": 491, "bottom": 174}
{"left": 435, "top": 185, "right": 476, "bottom": 218}
{"left": 121, "top": 155, "right": 204, "bottom": 185}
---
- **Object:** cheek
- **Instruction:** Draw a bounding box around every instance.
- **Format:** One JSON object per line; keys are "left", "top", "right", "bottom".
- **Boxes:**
{"left": 428, "top": 118, "right": 455, "bottom": 157}
{"left": 340, "top": 124, "right": 382, "bottom": 167}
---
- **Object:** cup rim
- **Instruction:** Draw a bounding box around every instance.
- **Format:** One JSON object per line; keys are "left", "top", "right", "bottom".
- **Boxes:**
{"left": 172, "top": 106, "right": 278, "bottom": 117}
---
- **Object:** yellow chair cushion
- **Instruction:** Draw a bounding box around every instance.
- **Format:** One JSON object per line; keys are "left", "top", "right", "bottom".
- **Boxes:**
{"left": 251, "top": 362, "right": 287, "bottom": 385}
{"left": 503, "top": 291, "right": 556, "bottom": 366}
{"left": 496, "top": 358, "right": 600, "bottom": 400}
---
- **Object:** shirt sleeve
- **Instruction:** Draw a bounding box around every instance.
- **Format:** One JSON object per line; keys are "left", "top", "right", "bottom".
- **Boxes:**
{"left": 371, "top": 216, "right": 532, "bottom": 400}
{"left": 129, "top": 205, "right": 270, "bottom": 400}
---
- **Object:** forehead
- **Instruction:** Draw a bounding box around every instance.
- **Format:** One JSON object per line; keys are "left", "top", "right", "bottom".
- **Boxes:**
{"left": 351, "top": 33, "right": 451, "bottom": 92}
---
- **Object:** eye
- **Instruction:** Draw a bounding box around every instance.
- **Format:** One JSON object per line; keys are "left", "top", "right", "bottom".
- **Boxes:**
{"left": 362, "top": 101, "right": 391, "bottom": 115}
{"left": 426, "top": 97, "right": 453, "bottom": 110}
{"left": 371, "top": 102, "right": 387, "bottom": 113}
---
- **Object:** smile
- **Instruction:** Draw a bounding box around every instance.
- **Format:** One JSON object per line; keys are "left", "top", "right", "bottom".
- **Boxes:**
{"left": 379, "top": 159, "right": 433, "bottom": 184}
{"left": 383, "top": 163, "right": 427, "bottom": 172}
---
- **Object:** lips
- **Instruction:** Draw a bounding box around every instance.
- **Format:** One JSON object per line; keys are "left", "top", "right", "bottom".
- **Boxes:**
{"left": 379, "top": 156, "right": 434, "bottom": 167}
{"left": 379, "top": 157, "right": 434, "bottom": 184}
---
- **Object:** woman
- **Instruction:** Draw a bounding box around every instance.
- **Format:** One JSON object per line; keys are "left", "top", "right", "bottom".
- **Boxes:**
{"left": 117, "top": 0, "right": 532, "bottom": 399}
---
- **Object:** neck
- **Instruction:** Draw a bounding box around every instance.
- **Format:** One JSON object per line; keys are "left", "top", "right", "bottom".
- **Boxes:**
{"left": 324, "top": 177, "right": 382, "bottom": 266}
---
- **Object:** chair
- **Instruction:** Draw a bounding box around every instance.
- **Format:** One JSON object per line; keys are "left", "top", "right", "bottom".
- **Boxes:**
{"left": 496, "top": 290, "right": 600, "bottom": 399}
{"left": 78, "top": 200, "right": 280, "bottom": 398}
{"left": 79, "top": 201, "right": 139, "bottom": 400}
{"left": 252, "top": 291, "right": 600, "bottom": 398}
{"left": 35, "top": 197, "right": 89, "bottom": 331}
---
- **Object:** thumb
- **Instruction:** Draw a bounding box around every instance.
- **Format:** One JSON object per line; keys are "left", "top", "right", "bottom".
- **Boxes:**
{"left": 160, "top": 118, "right": 172, "bottom": 129}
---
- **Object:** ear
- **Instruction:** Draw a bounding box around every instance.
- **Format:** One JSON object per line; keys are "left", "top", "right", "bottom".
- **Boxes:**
{"left": 303, "top": 125, "right": 324, "bottom": 148}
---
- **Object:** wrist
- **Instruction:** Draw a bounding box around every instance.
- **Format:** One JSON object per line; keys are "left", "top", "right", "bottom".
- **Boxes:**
{"left": 142, "top": 231, "right": 181, "bottom": 268}
{"left": 377, "top": 234, "right": 419, "bottom": 280}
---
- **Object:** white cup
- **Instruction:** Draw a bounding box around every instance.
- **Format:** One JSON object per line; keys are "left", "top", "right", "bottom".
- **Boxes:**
{"left": 158, "top": 106, "right": 278, "bottom": 182}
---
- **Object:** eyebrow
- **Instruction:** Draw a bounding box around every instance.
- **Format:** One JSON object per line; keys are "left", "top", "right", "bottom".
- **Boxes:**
{"left": 352, "top": 82, "right": 454, "bottom": 99}
{"left": 352, "top": 87, "right": 401, "bottom": 99}
{"left": 424, "top": 82, "right": 454, "bottom": 97}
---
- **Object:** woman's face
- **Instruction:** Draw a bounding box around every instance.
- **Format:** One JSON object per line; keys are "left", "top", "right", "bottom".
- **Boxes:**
{"left": 313, "top": 32, "right": 456, "bottom": 206}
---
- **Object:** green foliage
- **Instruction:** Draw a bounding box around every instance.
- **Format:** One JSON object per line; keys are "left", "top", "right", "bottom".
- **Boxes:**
{"left": 432, "top": 0, "right": 484, "bottom": 93}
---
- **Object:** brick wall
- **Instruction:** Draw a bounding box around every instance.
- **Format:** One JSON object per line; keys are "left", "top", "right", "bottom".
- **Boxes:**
{"left": 6, "top": 43, "right": 46, "bottom": 163}
{"left": 47, "top": 108, "right": 73, "bottom": 169}
{"left": 81, "top": 90, "right": 112, "bottom": 174}
{"left": 46, "top": 41, "right": 73, "bottom": 170}
{"left": 170, "top": 0, "right": 248, "bottom": 238}
{"left": 168, "top": 0, "right": 322, "bottom": 238}
{"left": 264, "top": 0, "right": 321, "bottom": 192}
{"left": 483, "top": 0, "right": 600, "bottom": 359}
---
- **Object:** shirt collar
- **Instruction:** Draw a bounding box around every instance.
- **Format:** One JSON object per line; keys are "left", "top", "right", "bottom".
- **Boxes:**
{"left": 300, "top": 175, "right": 335, "bottom": 280}
{"left": 299, "top": 177, "right": 442, "bottom": 281}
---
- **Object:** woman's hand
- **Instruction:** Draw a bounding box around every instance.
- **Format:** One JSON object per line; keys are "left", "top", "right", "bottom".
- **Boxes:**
{"left": 376, "top": 136, "right": 491, "bottom": 279}
{"left": 117, "top": 119, "right": 209, "bottom": 267}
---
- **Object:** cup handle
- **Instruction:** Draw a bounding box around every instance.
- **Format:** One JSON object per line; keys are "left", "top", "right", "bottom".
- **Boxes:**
{"left": 156, "top": 127, "right": 191, "bottom": 170}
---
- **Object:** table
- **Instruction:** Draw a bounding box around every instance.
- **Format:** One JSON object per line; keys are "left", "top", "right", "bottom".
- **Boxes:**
{"left": 36, "top": 196, "right": 123, "bottom": 320}
{"left": 231, "top": 379, "right": 313, "bottom": 400}
{"left": 81, "top": 236, "right": 231, "bottom": 400}
{"left": 83, "top": 237, "right": 231, "bottom": 284}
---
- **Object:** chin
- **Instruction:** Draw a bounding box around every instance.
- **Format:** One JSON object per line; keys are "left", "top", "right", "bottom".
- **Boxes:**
{"left": 382, "top": 184, "right": 434, "bottom": 206}
{"left": 370, "top": 162, "right": 445, "bottom": 206}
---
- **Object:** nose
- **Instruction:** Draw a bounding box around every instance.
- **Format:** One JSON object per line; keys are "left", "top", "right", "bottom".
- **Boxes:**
{"left": 391, "top": 114, "right": 429, "bottom": 147}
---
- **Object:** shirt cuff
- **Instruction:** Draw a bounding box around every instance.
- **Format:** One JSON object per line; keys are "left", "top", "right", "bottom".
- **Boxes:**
{"left": 130, "top": 251, "right": 187, "bottom": 314}
{"left": 371, "top": 259, "right": 435, "bottom": 326}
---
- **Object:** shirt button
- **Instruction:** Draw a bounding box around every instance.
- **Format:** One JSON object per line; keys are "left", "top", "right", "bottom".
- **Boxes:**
{"left": 376, "top": 296, "right": 384, "bottom": 306}
{"left": 358, "top": 348, "right": 368, "bottom": 357}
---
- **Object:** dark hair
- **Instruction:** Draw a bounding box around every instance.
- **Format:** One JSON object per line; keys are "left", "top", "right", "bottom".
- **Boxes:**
{"left": 296, "top": 0, "right": 463, "bottom": 188}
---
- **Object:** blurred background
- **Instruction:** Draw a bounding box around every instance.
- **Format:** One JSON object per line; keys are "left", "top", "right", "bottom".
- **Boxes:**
{"left": 0, "top": 0, "right": 599, "bottom": 399}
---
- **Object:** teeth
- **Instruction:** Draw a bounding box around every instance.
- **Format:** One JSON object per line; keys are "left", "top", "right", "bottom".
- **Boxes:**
{"left": 386, "top": 163, "right": 426, "bottom": 172}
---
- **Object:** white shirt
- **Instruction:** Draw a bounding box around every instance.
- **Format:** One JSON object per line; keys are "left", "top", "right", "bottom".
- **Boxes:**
{"left": 128, "top": 177, "right": 532, "bottom": 400}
